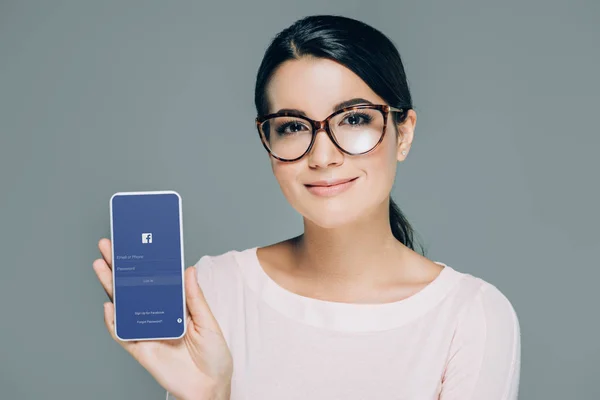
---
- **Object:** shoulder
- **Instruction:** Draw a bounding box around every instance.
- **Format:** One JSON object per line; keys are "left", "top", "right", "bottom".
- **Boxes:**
{"left": 447, "top": 267, "right": 521, "bottom": 346}
{"left": 192, "top": 247, "right": 256, "bottom": 305}
{"left": 461, "top": 272, "right": 518, "bottom": 325}
{"left": 194, "top": 247, "right": 247, "bottom": 276}
{"left": 194, "top": 246, "right": 252, "bottom": 283}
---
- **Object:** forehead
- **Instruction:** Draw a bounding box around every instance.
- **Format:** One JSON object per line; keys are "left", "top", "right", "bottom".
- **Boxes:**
{"left": 266, "top": 57, "right": 385, "bottom": 119}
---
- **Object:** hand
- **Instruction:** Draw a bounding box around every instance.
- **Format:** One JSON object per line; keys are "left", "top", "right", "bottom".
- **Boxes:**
{"left": 93, "top": 238, "right": 233, "bottom": 400}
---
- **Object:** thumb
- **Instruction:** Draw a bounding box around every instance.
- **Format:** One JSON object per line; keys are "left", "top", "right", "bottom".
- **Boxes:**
{"left": 184, "top": 266, "right": 223, "bottom": 334}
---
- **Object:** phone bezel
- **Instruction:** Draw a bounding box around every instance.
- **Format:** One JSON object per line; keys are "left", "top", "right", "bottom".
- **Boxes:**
{"left": 109, "top": 190, "right": 187, "bottom": 341}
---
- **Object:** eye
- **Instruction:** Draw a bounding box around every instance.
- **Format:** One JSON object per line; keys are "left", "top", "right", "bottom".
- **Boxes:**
{"left": 275, "top": 120, "right": 310, "bottom": 135}
{"left": 341, "top": 112, "right": 372, "bottom": 126}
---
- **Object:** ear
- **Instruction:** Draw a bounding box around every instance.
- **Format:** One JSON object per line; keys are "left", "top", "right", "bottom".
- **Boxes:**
{"left": 396, "top": 109, "right": 416, "bottom": 162}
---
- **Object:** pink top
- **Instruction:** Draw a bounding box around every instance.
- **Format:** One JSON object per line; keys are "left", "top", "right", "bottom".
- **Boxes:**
{"left": 167, "top": 247, "right": 521, "bottom": 399}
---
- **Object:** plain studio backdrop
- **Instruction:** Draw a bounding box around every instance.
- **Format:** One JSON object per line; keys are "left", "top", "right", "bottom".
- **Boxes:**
{"left": 0, "top": 1, "right": 598, "bottom": 399}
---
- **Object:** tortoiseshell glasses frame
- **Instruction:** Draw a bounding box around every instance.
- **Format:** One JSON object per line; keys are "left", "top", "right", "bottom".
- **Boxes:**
{"left": 255, "top": 104, "right": 409, "bottom": 162}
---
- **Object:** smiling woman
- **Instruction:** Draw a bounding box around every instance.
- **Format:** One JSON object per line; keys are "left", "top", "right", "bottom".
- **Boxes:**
{"left": 94, "top": 14, "right": 521, "bottom": 400}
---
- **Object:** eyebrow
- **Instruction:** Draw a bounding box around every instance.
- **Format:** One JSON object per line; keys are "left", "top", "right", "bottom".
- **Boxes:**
{"left": 275, "top": 98, "right": 374, "bottom": 117}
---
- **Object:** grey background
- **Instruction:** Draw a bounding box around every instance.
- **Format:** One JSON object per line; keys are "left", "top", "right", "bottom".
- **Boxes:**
{"left": 1, "top": 0, "right": 598, "bottom": 398}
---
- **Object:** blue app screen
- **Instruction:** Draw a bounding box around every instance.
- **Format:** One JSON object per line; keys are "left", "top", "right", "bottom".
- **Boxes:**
{"left": 110, "top": 192, "right": 185, "bottom": 340}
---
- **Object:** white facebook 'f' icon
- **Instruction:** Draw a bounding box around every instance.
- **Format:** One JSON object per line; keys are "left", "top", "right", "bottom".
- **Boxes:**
{"left": 142, "top": 233, "right": 153, "bottom": 243}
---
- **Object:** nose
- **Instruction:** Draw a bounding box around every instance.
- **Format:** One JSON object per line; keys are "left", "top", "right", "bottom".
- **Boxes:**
{"left": 307, "top": 127, "right": 344, "bottom": 169}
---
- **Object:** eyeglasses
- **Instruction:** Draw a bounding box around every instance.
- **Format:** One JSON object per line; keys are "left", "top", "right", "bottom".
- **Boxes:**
{"left": 255, "top": 104, "right": 409, "bottom": 162}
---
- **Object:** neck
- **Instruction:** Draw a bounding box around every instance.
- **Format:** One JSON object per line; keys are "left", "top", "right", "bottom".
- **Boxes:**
{"left": 292, "top": 200, "right": 407, "bottom": 284}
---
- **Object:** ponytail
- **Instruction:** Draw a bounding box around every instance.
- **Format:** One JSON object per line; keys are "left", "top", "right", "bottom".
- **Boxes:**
{"left": 389, "top": 198, "right": 426, "bottom": 256}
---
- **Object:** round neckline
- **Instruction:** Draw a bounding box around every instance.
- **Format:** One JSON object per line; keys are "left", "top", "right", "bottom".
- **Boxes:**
{"left": 240, "top": 246, "right": 463, "bottom": 332}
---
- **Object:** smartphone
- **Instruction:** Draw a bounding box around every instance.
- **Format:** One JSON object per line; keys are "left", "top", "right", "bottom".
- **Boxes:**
{"left": 109, "top": 190, "right": 186, "bottom": 341}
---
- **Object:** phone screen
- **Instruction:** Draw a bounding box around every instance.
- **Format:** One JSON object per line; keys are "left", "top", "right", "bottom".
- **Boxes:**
{"left": 110, "top": 191, "right": 186, "bottom": 340}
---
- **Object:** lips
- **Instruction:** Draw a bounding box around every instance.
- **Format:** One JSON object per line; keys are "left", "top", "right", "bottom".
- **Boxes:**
{"left": 305, "top": 177, "right": 358, "bottom": 187}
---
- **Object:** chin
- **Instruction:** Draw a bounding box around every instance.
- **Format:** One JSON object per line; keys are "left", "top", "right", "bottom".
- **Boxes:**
{"left": 283, "top": 184, "right": 387, "bottom": 229}
{"left": 301, "top": 206, "right": 365, "bottom": 229}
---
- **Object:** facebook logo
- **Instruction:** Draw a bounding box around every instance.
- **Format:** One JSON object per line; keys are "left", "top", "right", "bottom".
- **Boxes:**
{"left": 142, "top": 233, "right": 153, "bottom": 243}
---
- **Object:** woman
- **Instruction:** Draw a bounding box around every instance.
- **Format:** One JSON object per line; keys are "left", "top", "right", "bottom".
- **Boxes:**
{"left": 94, "top": 15, "right": 520, "bottom": 400}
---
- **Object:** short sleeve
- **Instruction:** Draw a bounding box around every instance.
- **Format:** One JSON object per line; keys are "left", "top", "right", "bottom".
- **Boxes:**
{"left": 439, "top": 282, "right": 521, "bottom": 399}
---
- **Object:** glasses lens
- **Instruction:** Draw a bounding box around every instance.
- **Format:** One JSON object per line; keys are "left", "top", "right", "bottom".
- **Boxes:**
{"left": 259, "top": 116, "right": 313, "bottom": 160}
{"left": 330, "top": 108, "right": 385, "bottom": 154}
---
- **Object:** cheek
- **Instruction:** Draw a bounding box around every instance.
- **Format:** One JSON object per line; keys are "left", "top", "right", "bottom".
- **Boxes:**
{"left": 271, "top": 159, "right": 301, "bottom": 198}
{"left": 362, "top": 130, "right": 399, "bottom": 187}
{"left": 384, "top": 126, "right": 401, "bottom": 161}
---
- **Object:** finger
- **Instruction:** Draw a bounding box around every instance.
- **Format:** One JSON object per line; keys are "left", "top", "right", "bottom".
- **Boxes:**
{"left": 93, "top": 258, "right": 113, "bottom": 301}
{"left": 185, "top": 266, "right": 223, "bottom": 334}
{"left": 98, "top": 238, "right": 112, "bottom": 268}
{"left": 103, "top": 302, "right": 137, "bottom": 352}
